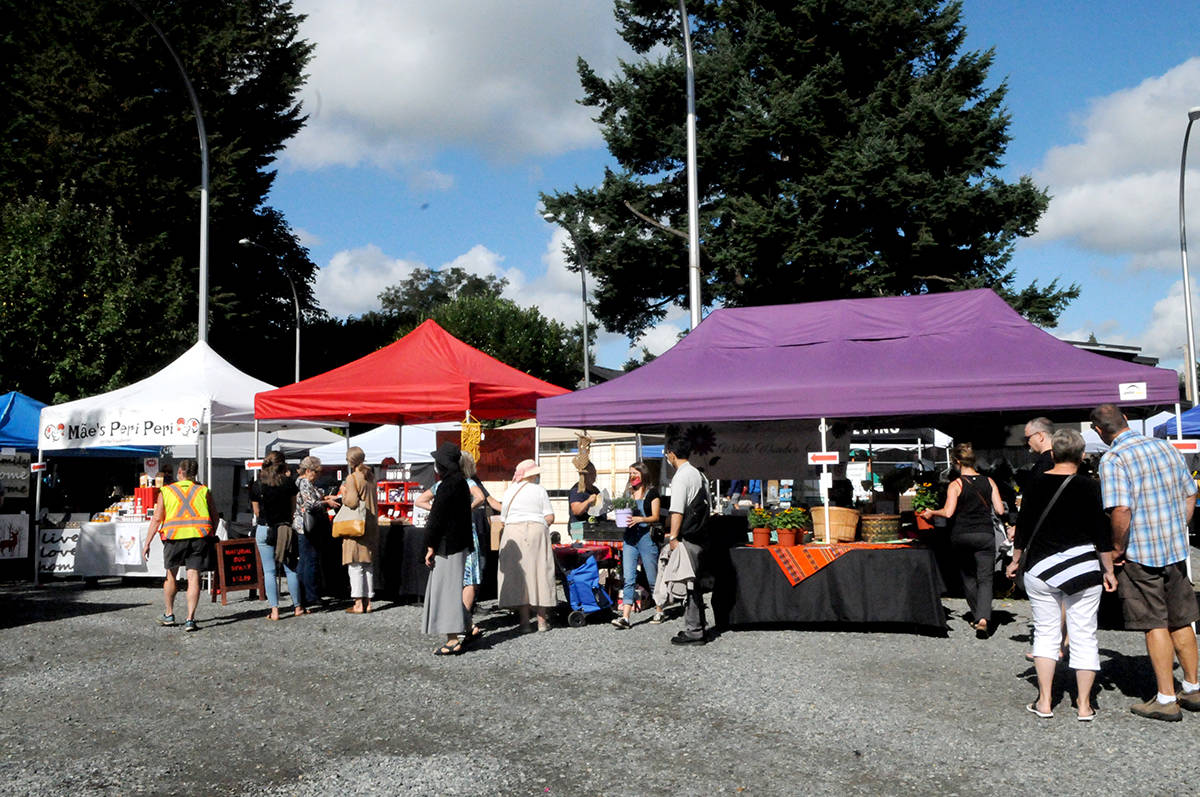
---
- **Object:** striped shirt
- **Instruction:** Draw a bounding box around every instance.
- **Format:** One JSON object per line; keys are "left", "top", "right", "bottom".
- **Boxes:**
{"left": 1025, "top": 544, "right": 1102, "bottom": 594}
{"left": 1099, "top": 430, "right": 1195, "bottom": 567}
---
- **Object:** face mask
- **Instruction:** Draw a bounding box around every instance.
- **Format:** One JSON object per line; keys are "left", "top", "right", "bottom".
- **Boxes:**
{"left": 630, "top": 476, "right": 641, "bottom": 486}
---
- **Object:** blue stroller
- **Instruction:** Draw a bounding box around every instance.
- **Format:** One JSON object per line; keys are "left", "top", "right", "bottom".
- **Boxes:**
{"left": 560, "top": 553, "right": 613, "bottom": 627}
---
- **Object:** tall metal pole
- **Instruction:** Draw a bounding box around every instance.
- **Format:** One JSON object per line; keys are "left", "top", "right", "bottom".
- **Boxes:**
{"left": 543, "top": 214, "right": 590, "bottom": 387}
{"left": 128, "top": 1, "right": 209, "bottom": 343}
{"left": 679, "top": 0, "right": 701, "bottom": 330}
{"left": 1179, "top": 108, "right": 1200, "bottom": 405}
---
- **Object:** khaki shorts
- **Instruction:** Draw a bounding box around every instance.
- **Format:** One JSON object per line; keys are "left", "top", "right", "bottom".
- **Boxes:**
{"left": 1117, "top": 560, "right": 1200, "bottom": 630}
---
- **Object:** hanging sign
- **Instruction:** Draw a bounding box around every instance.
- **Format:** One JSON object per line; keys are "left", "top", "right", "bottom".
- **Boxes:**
{"left": 1170, "top": 440, "right": 1200, "bottom": 454}
{"left": 808, "top": 452, "right": 840, "bottom": 465}
{"left": 39, "top": 404, "right": 203, "bottom": 450}
{"left": 244, "top": 460, "right": 263, "bottom": 470}
{"left": 0, "top": 514, "right": 28, "bottom": 559}
{"left": 30, "top": 462, "right": 46, "bottom": 472}
{"left": 1118, "top": 382, "right": 1147, "bottom": 401}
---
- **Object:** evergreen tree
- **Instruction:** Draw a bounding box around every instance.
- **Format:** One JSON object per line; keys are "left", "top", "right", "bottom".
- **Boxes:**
{"left": 541, "top": 0, "right": 1076, "bottom": 339}
{"left": 0, "top": 0, "right": 314, "bottom": 387}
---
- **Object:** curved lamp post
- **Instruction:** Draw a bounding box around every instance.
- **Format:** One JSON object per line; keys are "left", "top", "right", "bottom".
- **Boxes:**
{"left": 1179, "top": 107, "right": 1200, "bottom": 405}
{"left": 541, "top": 213, "right": 591, "bottom": 388}
{"left": 239, "top": 239, "right": 300, "bottom": 383}
{"left": 126, "top": 1, "right": 209, "bottom": 343}
{"left": 679, "top": 0, "right": 701, "bottom": 330}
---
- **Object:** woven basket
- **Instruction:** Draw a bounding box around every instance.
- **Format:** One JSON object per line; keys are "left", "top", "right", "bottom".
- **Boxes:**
{"left": 810, "top": 506, "right": 860, "bottom": 542}
{"left": 860, "top": 514, "right": 901, "bottom": 542}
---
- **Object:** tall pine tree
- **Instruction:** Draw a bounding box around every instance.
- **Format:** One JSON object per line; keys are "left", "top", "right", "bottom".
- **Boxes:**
{"left": 541, "top": 0, "right": 1075, "bottom": 339}
{"left": 0, "top": 0, "right": 314, "bottom": 394}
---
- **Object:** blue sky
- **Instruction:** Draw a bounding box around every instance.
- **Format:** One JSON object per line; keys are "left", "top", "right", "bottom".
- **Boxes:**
{"left": 270, "top": 1, "right": 1200, "bottom": 373}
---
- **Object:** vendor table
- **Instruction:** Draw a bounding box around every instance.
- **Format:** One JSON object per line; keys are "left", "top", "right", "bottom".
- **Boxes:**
{"left": 721, "top": 544, "right": 947, "bottom": 631}
{"left": 71, "top": 521, "right": 165, "bottom": 578}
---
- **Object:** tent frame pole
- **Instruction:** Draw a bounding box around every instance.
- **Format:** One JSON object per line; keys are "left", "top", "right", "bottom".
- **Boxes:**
{"left": 32, "top": 447, "right": 42, "bottom": 586}
{"left": 1176, "top": 402, "right": 1184, "bottom": 442}
{"left": 820, "top": 417, "right": 831, "bottom": 544}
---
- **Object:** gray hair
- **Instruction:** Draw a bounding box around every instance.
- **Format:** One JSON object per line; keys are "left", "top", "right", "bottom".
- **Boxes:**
{"left": 1025, "top": 417, "right": 1054, "bottom": 436}
{"left": 298, "top": 456, "right": 322, "bottom": 473}
{"left": 1050, "top": 428, "right": 1086, "bottom": 465}
{"left": 460, "top": 450, "right": 477, "bottom": 478}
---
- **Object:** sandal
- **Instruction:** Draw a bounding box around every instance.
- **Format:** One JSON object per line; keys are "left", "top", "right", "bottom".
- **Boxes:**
{"left": 1026, "top": 703, "right": 1053, "bottom": 719}
{"left": 434, "top": 640, "right": 464, "bottom": 656}
{"left": 464, "top": 626, "right": 483, "bottom": 643}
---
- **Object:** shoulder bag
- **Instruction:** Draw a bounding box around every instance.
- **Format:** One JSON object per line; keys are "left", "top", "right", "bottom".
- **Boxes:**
{"left": 331, "top": 474, "right": 367, "bottom": 539}
{"left": 490, "top": 482, "right": 529, "bottom": 551}
{"left": 1014, "top": 475, "right": 1075, "bottom": 582}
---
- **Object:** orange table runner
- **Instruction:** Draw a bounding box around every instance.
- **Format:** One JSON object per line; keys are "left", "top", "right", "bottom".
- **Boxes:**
{"left": 766, "top": 542, "right": 915, "bottom": 586}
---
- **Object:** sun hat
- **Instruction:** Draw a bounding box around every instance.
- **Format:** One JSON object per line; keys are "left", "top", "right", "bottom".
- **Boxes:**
{"left": 513, "top": 459, "right": 541, "bottom": 481}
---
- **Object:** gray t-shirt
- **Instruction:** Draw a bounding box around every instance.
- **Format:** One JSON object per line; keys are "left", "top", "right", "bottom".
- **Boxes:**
{"left": 668, "top": 460, "right": 705, "bottom": 515}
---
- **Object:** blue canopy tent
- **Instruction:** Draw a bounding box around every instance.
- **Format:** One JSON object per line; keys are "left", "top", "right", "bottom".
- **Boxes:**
{"left": 1153, "top": 407, "right": 1197, "bottom": 439}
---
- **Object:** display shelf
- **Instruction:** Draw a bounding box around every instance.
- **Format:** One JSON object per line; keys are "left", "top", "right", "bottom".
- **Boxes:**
{"left": 377, "top": 480, "right": 422, "bottom": 523}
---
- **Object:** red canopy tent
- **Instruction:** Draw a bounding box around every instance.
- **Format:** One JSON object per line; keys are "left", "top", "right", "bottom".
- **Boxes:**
{"left": 253, "top": 320, "right": 569, "bottom": 424}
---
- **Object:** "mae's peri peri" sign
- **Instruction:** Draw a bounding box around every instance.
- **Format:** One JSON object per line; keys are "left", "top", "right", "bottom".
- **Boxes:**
{"left": 39, "top": 406, "right": 203, "bottom": 450}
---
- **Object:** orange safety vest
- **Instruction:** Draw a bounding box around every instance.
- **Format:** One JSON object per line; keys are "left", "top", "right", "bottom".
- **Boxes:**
{"left": 160, "top": 480, "right": 212, "bottom": 540}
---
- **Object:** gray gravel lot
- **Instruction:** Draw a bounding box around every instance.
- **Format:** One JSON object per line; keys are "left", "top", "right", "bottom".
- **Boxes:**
{"left": 2, "top": 565, "right": 1199, "bottom": 797}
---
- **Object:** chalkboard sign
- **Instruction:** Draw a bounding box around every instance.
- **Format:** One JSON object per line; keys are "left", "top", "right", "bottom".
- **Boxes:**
{"left": 212, "top": 538, "right": 264, "bottom": 605}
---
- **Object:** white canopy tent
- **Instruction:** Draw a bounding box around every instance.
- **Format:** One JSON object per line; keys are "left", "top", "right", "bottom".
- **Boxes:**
{"left": 33, "top": 342, "right": 336, "bottom": 583}
{"left": 309, "top": 422, "right": 459, "bottom": 466}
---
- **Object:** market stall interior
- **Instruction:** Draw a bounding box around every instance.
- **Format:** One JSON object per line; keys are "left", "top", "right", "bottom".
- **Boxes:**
{"left": 536, "top": 289, "right": 1184, "bottom": 632}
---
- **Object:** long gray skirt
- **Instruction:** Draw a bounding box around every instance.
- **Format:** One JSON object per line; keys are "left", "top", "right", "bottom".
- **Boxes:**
{"left": 421, "top": 549, "right": 469, "bottom": 635}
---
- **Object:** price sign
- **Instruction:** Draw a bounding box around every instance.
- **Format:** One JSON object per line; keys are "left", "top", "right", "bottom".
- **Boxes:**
{"left": 212, "top": 539, "right": 264, "bottom": 606}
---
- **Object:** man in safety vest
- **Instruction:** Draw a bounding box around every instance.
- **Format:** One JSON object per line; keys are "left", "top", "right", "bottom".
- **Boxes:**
{"left": 142, "top": 459, "right": 215, "bottom": 632}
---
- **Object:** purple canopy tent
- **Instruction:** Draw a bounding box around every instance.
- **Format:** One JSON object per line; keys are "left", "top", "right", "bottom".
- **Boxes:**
{"left": 537, "top": 290, "right": 1179, "bottom": 428}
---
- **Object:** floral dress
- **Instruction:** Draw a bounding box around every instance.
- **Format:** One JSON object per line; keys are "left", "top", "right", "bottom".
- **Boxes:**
{"left": 293, "top": 477, "right": 324, "bottom": 532}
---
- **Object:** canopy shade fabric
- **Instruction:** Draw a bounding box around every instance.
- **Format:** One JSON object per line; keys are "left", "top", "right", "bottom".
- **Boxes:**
{"left": 1154, "top": 408, "right": 1199, "bottom": 438}
{"left": 0, "top": 391, "right": 46, "bottom": 449}
{"left": 39, "top": 342, "right": 277, "bottom": 451}
{"left": 308, "top": 423, "right": 459, "bottom": 466}
{"left": 536, "top": 290, "right": 1180, "bottom": 429}
{"left": 254, "top": 319, "right": 570, "bottom": 424}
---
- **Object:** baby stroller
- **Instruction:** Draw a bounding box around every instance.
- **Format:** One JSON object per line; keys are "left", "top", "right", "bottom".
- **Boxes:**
{"left": 558, "top": 552, "right": 613, "bottom": 627}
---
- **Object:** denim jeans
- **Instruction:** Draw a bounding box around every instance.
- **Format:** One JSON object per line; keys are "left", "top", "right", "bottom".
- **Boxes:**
{"left": 622, "top": 526, "right": 660, "bottom": 605}
{"left": 256, "top": 525, "right": 300, "bottom": 608}
{"left": 296, "top": 531, "right": 321, "bottom": 608}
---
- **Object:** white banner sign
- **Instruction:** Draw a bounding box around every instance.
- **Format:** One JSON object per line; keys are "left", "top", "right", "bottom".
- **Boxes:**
{"left": 0, "top": 452, "right": 31, "bottom": 499}
{"left": 38, "top": 525, "right": 78, "bottom": 574}
{"left": 0, "top": 513, "right": 28, "bottom": 559}
{"left": 114, "top": 525, "right": 143, "bottom": 565}
{"left": 39, "top": 405, "right": 203, "bottom": 450}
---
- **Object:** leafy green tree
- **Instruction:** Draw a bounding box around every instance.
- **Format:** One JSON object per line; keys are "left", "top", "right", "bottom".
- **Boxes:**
{"left": 0, "top": 0, "right": 314, "bottom": 386}
{"left": 0, "top": 195, "right": 140, "bottom": 402}
{"left": 379, "top": 267, "right": 510, "bottom": 328}
{"left": 541, "top": 0, "right": 1076, "bottom": 338}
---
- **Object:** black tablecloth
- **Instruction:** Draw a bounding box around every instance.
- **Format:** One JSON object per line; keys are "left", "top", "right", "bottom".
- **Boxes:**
{"left": 721, "top": 546, "right": 947, "bottom": 631}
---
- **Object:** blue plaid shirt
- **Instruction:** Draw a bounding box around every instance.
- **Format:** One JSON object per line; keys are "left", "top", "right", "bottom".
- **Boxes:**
{"left": 1099, "top": 430, "right": 1196, "bottom": 567}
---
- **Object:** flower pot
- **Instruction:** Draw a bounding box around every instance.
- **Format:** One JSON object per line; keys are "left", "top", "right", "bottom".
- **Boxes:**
{"left": 614, "top": 508, "right": 633, "bottom": 529}
{"left": 776, "top": 528, "right": 798, "bottom": 547}
{"left": 751, "top": 527, "right": 771, "bottom": 547}
{"left": 915, "top": 514, "right": 934, "bottom": 531}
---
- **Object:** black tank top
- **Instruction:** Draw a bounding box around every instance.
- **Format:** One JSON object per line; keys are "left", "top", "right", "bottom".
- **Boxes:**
{"left": 953, "top": 475, "right": 993, "bottom": 536}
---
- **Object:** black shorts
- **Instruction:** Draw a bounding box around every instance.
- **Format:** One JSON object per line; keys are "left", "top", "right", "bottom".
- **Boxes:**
{"left": 163, "top": 536, "right": 216, "bottom": 572}
{"left": 1117, "top": 560, "right": 1200, "bottom": 630}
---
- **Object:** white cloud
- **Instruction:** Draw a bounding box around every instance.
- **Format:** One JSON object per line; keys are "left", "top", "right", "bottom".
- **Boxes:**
{"left": 292, "top": 227, "right": 323, "bottom": 247}
{"left": 314, "top": 244, "right": 420, "bottom": 317}
{"left": 1034, "top": 58, "right": 1200, "bottom": 260}
{"left": 285, "top": 1, "right": 632, "bottom": 170}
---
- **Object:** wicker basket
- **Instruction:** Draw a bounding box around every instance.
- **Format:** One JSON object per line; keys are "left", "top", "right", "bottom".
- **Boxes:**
{"left": 810, "top": 506, "right": 860, "bottom": 542}
{"left": 860, "top": 514, "right": 901, "bottom": 542}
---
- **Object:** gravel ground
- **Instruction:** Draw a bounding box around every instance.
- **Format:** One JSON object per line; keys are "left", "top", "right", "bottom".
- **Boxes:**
{"left": 3, "top": 560, "right": 1200, "bottom": 797}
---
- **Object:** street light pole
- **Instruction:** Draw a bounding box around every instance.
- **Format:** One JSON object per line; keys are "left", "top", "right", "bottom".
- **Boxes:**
{"left": 679, "top": 0, "right": 701, "bottom": 330}
{"left": 126, "top": 0, "right": 209, "bottom": 343}
{"left": 239, "top": 239, "right": 300, "bottom": 382}
{"left": 542, "top": 213, "right": 590, "bottom": 388}
{"left": 1179, "top": 107, "right": 1200, "bottom": 405}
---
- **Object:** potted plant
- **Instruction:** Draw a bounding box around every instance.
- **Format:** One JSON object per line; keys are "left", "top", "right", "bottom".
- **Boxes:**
{"left": 773, "top": 507, "right": 809, "bottom": 547}
{"left": 912, "top": 481, "right": 938, "bottom": 530}
{"left": 611, "top": 495, "right": 636, "bottom": 528}
{"left": 748, "top": 506, "right": 772, "bottom": 547}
